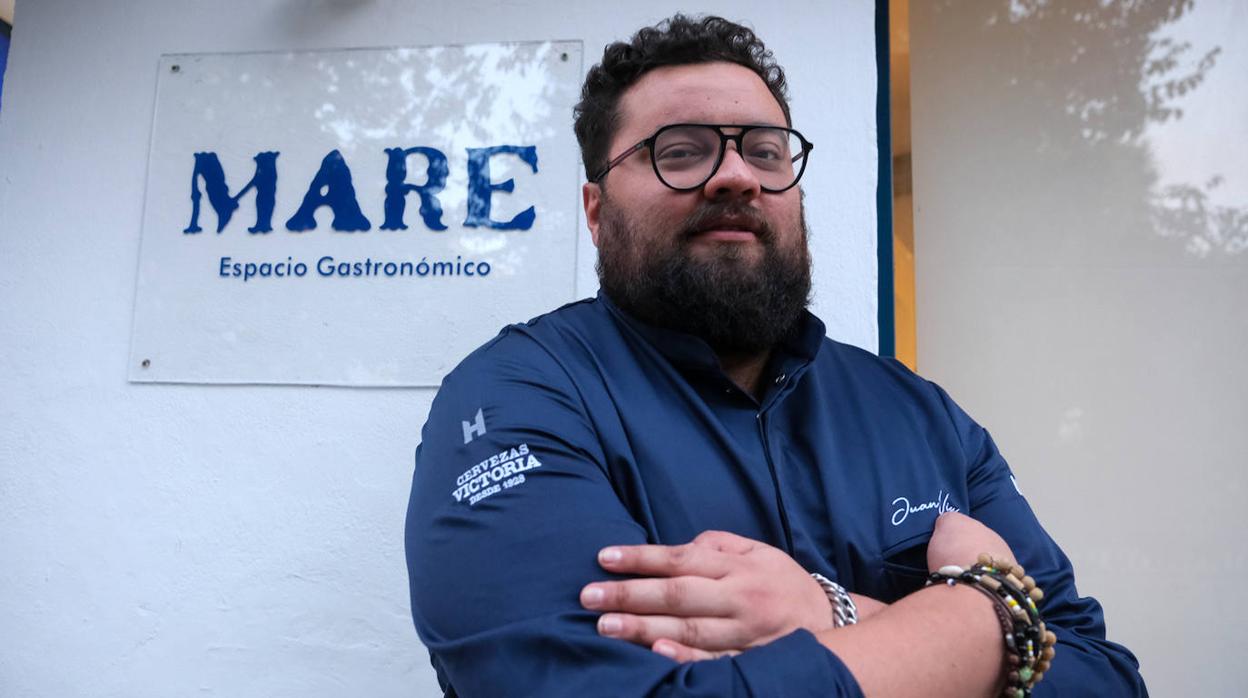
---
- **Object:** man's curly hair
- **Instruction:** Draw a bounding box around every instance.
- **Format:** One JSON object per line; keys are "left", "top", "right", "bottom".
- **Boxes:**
{"left": 573, "top": 15, "right": 792, "bottom": 182}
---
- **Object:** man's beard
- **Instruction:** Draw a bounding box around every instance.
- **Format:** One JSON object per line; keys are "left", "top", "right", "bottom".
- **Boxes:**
{"left": 596, "top": 197, "right": 812, "bottom": 356}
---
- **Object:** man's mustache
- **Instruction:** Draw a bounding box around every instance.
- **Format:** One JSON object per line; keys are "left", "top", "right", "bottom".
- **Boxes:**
{"left": 678, "top": 203, "right": 775, "bottom": 242}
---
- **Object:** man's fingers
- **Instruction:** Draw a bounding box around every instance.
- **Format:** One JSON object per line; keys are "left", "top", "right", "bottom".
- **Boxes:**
{"left": 594, "top": 613, "right": 745, "bottom": 651}
{"left": 691, "top": 530, "right": 757, "bottom": 555}
{"left": 597, "top": 542, "right": 732, "bottom": 578}
{"left": 653, "top": 639, "right": 738, "bottom": 663}
{"left": 581, "top": 576, "right": 732, "bottom": 616}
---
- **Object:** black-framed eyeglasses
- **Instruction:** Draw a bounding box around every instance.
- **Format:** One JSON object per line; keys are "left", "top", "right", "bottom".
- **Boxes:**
{"left": 590, "top": 123, "right": 814, "bottom": 193}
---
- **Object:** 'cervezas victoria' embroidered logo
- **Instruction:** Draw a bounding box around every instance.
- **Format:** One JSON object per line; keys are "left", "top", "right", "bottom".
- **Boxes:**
{"left": 890, "top": 489, "right": 959, "bottom": 526}
{"left": 452, "top": 444, "right": 543, "bottom": 506}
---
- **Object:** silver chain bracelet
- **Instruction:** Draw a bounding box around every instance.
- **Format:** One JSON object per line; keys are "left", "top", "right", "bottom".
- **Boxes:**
{"left": 810, "top": 572, "right": 859, "bottom": 628}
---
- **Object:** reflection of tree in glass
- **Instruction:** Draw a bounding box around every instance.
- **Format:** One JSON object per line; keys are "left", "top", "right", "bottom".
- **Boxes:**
{"left": 1003, "top": 1, "right": 1219, "bottom": 144}
{"left": 308, "top": 43, "right": 564, "bottom": 213}
{"left": 301, "top": 42, "right": 578, "bottom": 274}
{"left": 1153, "top": 178, "right": 1247, "bottom": 255}
{"left": 933, "top": 0, "right": 1244, "bottom": 257}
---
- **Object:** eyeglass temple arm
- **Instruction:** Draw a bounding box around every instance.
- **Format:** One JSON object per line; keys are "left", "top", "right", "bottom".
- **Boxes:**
{"left": 790, "top": 138, "right": 813, "bottom": 163}
{"left": 590, "top": 141, "right": 648, "bottom": 183}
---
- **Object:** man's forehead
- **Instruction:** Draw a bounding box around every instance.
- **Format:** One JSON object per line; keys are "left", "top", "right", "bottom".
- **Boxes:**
{"left": 613, "top": 62, "right": 787, "bottom": 142}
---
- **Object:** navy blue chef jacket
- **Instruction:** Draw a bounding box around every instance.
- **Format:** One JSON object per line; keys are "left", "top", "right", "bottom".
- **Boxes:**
{"left": 405, "top": 293, "right": 1146, "bottom": 697}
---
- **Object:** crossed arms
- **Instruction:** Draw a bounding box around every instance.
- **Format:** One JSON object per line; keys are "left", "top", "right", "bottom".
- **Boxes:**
{"left": 577, "top": 515, "right": 1018, "bottom": 696}
{"left": 404, "top": 333, "right": 1146, "bottom": 697}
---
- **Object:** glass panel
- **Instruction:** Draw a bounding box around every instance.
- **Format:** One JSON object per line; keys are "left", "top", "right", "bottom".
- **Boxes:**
{"left": 129, "top": 42, "right": 583, "bottom": 386}
{"left": 911, "top": 3, "right": 1247, "bottom": 695}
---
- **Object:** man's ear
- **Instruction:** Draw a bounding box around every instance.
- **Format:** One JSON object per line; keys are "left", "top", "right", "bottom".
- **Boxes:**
{"left": 582, "top": 182, "right": 602, "bottom": 247}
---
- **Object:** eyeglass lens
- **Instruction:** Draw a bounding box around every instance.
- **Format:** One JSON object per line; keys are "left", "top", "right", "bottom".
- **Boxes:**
{"left": 652, "top": 126, "right": 804, "bottom": 190}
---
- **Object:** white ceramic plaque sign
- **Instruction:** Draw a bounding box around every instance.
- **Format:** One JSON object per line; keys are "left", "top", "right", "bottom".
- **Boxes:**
{"left": 130, "top": 42, "right": 582, "bottom": 386}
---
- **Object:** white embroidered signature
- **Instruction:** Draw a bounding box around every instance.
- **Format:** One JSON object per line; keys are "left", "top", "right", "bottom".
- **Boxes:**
{"left": 891, "top": 490, "right": 959, "bottom": 526}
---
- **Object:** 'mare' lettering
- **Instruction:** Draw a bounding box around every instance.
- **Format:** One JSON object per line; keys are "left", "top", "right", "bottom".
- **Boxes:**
{"left": 184, "top": 146, "right": 539, "bottom": 234}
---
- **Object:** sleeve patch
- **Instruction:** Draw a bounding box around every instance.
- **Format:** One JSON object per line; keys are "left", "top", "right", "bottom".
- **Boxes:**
{"left": 451, "top": 443, "right": 544, "bottom": 505}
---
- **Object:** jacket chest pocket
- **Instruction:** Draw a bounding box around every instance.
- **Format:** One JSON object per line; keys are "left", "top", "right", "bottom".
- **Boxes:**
{"left": 875, "top": 531, "right": 932, "bottom": 602}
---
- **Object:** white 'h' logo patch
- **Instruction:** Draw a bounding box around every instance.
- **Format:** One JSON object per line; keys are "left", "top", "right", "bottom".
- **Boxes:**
{"left": 462, "top": 408, "right": 486, "bottom": 444}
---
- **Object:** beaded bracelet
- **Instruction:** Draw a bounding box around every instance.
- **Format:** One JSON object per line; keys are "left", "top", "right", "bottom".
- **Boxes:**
{"left": 927, "top": 554, "right": 1057, "bottom": 698}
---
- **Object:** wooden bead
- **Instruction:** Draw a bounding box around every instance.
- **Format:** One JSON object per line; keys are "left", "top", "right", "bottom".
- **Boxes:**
{"left": 1045, "top": 630, "right": 1057, "bottom": 646}
{"left": 1029, "top": 587, "right": 1044, "bottom": 602}
{"left": 1022, "top": 575, "right": 1036, "bottom": 590}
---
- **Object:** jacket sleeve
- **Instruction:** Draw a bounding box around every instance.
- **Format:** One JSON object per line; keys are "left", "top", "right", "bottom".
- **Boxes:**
{"left": 405, "top": 329, "right": 864, "bottom": 698}
{"left": 936, "top": 386, "right": 1149, "bottom": 697}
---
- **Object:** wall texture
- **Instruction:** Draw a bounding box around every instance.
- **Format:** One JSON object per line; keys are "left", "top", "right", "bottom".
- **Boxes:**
{"left": 912, "top": 2, "right": 1247, "bottom": 695}
{"left": 0, "top": 2, "right": 878, "bottom": 696}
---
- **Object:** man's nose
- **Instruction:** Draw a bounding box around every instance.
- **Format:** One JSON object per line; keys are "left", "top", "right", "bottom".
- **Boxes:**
{"left": 702, "top": 146, "right": 762, "bottom": 201}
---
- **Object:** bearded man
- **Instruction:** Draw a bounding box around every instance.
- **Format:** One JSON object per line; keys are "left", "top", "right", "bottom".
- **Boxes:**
{"left": 404, "top": 15, "right": 1146, "bottom": 698}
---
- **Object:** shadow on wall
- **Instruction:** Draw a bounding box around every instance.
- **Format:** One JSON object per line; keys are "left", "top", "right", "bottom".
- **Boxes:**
{"left": 927, "top": 0, "right": 1246, "bottom": 259}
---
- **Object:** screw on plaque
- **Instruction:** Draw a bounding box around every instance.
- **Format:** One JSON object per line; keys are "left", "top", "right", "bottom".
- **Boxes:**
{"left": 171, "top": 65, "right": 181, "bottom": 73}
{"left": 141, "top": 359, "right": 151, "bottom": 368}
{"left": 560, "top": 52, "right": 568, "bottom": 62}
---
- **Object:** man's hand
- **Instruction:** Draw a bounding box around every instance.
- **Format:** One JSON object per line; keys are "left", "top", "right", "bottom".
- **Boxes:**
{"left": 579, "top": 531, "right": 837, "bottom": 655}
{"left": 635, "top": 590, "right": 891, "bottom": 663}
{"left": 926, "top": 511, "right": 1017, "bottom": 573}
{"left": 657, "top": 514, "right": 1022, "bottom": 684}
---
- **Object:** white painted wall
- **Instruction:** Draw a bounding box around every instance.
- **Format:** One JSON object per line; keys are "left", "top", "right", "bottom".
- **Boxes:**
{"left": 0, "top": 2, "right": 878, "bottom": 696}
{"left": 911, "top": 2, "right": 1247, "bottom": 695}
